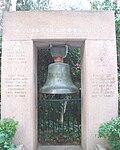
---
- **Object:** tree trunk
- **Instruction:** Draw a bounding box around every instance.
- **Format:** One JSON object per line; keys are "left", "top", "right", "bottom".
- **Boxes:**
{"left": 60, "top": 101, "right": 67, "bottom": 124}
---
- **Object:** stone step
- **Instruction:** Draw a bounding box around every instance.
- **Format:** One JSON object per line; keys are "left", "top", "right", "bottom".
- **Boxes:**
{"left": 37, "top": 145, "right": 82, "bottom": 150}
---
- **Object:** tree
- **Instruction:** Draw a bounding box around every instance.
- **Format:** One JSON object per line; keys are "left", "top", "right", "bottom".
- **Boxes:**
{"left": 16, "top": 0, "right": 51, "bottom": 10}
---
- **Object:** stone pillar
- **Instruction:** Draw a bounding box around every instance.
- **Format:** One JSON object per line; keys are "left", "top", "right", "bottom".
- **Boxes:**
{"left": 0, "top": 0, "right": 3, "bottom": 31}
{"left": 81, "top": 40, "right": 118, "bottom": 150}
{"left": 1, "top": 41, "right": 38, "bottom": 150}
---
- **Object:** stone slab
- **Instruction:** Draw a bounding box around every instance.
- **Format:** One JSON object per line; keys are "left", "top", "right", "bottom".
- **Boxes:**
{"left": 95, "top": 144, "right": 106, "bottom": 150}
{"left": 1, "top": 41, "right": 38, "bottom": 150}
{"left": 17, "top": 145, "right": 25, "bottom": 150}
{"left": 3, "top": 11, "right": 116, "bottom": 41}
{"left": 81, "top": 40, "right": 118, "bottom": 150}
{"left": 37, "top": 145, "right": 82, "bottom": 150}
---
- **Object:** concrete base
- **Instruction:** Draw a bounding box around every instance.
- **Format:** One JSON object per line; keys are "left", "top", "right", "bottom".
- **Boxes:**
{"left": 37, "top": 145, "right": 82, "bottom": 150}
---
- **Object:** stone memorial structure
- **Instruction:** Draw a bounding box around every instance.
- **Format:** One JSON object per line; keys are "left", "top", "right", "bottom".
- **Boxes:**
{"left": 1, "top": 11, "right": 118, "bottom": 150}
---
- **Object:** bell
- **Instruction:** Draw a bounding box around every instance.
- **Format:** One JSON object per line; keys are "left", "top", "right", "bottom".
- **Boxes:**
{"left": 40, "top": 62, "right": 79, "bottom": 94}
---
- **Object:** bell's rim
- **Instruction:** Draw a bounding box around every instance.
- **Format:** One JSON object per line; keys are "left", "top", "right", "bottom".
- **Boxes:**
{"left": 40, "top": 86, "right": 79, "bottom": 94}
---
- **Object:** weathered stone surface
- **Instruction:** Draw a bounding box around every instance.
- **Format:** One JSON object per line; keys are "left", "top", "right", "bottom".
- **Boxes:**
{"left": 81, "top": 40, "right": 118, "bottom": 150}
{"left": 37, "top": 145, "right": 82, "bottom": 150}
{"left": 3, "top": 11, "right": 116, "bottom": 41}
{"left": 1, "top": 41, "right": 37, "bottom": 150}
{"left": 17, "top": 145, "right": 25, "bottom": 150}
{"left": 95, "top": 144, "right": 106, "bottom": 150}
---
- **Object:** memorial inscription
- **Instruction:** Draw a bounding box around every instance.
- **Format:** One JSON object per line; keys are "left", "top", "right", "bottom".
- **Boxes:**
{"left": 15, "top": 27, "right": 82, "bottom": 34}
{"left": 4, "top": 42, "right": 28, "bottom": 98}
{"left": 91, "top": 73, "right": 115, "bottom": 98}
{"left": 6, "top": 43, "right": 27, "bottom": 64}
{"left": 5, "top": 75, "right": 27, "bottom": 98}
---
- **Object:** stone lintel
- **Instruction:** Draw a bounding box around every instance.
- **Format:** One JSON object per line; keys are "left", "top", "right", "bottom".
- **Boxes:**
{"left": 3, "top": 11, "right": 116, "bottom": 41}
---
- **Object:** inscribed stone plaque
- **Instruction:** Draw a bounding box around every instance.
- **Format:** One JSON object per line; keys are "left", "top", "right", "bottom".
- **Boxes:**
{"left": 81, "top": 40, "right": 118, "bottom": 150}
{"left": 3, "top": 11, "right": 115, "bottom": 41}
{"left": 2, "top": 41, "right": 32, "bottom": 99}
{"left": 88, "top": 40, "right": 117, "bottom": 99}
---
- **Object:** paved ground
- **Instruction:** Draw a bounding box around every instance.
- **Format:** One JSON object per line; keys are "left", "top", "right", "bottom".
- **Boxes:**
{"left": 37, "top": 145, "right": 82, "bottom": 150}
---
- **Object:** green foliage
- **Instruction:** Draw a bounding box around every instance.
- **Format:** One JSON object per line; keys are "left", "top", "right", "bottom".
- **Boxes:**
{"left": 118, "top": 92, "right": 120, "bottom": 116}
{"left": 65, "top": 48, "right": 81, "bottom": 85}
{"left": 0, "top": 118, "right": 18, "bottom": 150}
{"left": 39, "top": 120, "right": 81, "bottom": 145}
{"left": 16, "top": 0, "right": 51, "bottom": 11}
{"left": 118, "top": 69, "right": 120, "bottom": 115}
{"left": 38, "top": 99, "right": 81, "bottom": 145}
{"left": 91, "top": 0, "right": 118, "bottom": 11}
{"left": 98, "top": 117, "right": 120, "bottom": 150}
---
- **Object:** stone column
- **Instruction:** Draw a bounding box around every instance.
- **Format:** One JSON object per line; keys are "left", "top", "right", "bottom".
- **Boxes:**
{"left": 81, "top": 40, "right": 118, "bottom": 150}
{"left": 1, "top": 41, "right": 38, "bottom": 150}
{"left": 0, "top": 0, "right": 3, "bottom": 31}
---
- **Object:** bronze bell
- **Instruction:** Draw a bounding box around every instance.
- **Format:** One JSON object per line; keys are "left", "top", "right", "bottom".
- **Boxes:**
{"left": 40, "top": 62, "right": 79, "bottom": 94}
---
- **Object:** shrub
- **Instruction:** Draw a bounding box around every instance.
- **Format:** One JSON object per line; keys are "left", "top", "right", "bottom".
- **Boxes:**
{"left": 118, "top": 93, "right": 120, "bottom": 116}
{"left": 98, "top": 117, "right": 120, "bottom": 150}
{"left": 0, "top": 118, "right": 18, "bottom": 150}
